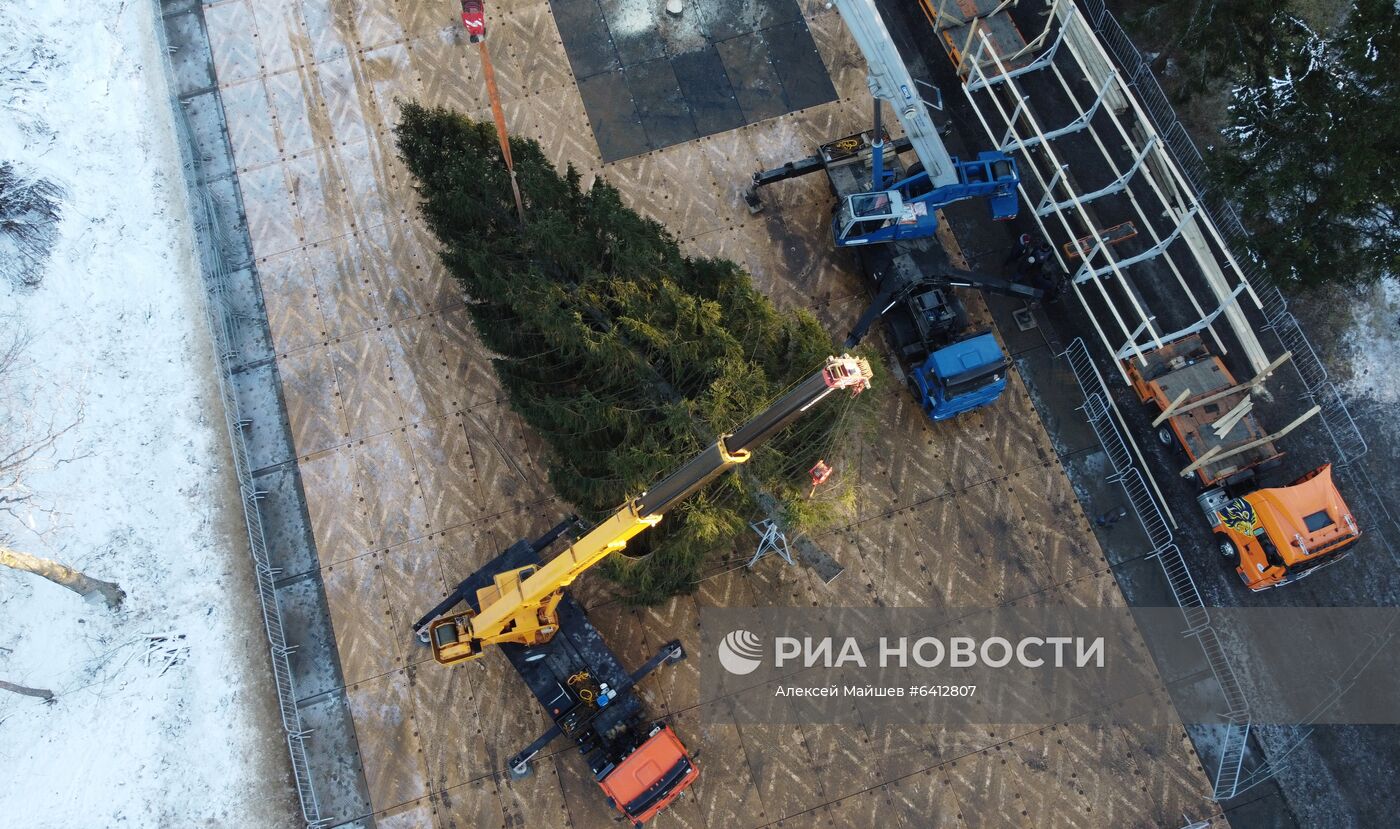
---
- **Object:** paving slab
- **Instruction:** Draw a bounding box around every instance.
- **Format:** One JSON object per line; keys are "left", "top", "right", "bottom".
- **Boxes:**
{"left": 234, "top": 361, "right": 298, "bottom": 470}
{"left": 279, "top": 571, "right": 348, "bottom": 701}
{"left": 254, "top": 464, "right": 321, "bottom": 576}
{"left": 551, "top": 0, "right": 833, "bottom": 160}
{"left": 298, "top": 690, "right": 375, "bottom": 824}
{"left": 717, "top": 31, "right": 790, "bottom": 123}
{"left": 576, "top": 69, "right": 651, "bottom": 159}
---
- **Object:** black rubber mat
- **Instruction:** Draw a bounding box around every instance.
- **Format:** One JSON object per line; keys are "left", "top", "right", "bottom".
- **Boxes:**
{"left": 550, "top": 0, "right": 837, "bottom": 161}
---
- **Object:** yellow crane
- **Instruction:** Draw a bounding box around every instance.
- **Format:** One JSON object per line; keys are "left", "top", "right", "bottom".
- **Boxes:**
{"left": 413, "top": 354, "right": 872, "bottom": 664}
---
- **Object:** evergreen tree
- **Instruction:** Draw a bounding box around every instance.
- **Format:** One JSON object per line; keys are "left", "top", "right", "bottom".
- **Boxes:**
{"left": 394, "top": 104, "right": 868, "bottom": 604}
{"left": 1124, "top": 0, "right": 1280, "bottom": 97}
{"left": 1216, "top": 0, "right": 1400, "bottom": 288}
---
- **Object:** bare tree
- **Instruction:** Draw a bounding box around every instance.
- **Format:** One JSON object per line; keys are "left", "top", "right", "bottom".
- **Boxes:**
{"left": 0, "top": 544, "right": 124, "bottom": 609}
{"left": 0, "top": 679, "right": 55, "bottom": 703}
{"left": 0, "top": 316, "right": 124, "bottom": 609}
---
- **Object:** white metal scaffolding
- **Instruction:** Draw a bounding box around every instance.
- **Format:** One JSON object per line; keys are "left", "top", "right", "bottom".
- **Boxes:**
{"left": 952, "top": 0, "right": 1276, "bottom": 382}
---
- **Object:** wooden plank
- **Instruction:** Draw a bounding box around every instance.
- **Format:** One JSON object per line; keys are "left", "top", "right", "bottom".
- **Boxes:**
{"left": 1151, "top": 387, "right": 1193, "bottom": 428}
{"left": 1063, "top": 221, "right": 1138, "bottom": 260}
{"left": 1211, "top": 396, "right": 1254, "bottom": 440}
{"left": 1179, "top": 445, "right": 1222, "bottom": 478}
{"left": 1182, "top": 406, "right": 1321, "bottom": 477}
{"left": 1171, "top": 350, "right": 1293, "bottom": 418}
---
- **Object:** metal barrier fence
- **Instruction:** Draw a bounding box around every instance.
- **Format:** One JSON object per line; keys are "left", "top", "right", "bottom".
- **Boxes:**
{"left": 152, "top": 6, "right": 325, "bottom": 826}
{"left": 1074, "top": 0, "right": 1368, "bottom": 467}
{"left": 1079, "top": 395, "right": 1173, "bottom": 551}
{"left": 1061, "top": 339, "right": 1250, "bottom": 800}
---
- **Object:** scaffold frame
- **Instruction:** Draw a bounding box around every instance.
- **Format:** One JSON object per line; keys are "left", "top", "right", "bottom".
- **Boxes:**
{"left": 953, "top": 0, "right": 1274, "bottom": 382}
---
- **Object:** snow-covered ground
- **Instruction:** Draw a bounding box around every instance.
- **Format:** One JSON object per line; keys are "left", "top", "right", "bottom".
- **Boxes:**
{"left": 1, "top": 3, "right": 293, "bottom": 827}
{"left": 1338, "top": 276, "right": 1400, "bottom": 404}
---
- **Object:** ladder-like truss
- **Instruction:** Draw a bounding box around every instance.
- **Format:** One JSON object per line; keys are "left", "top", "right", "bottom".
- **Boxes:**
{"left": 951, "top": 0, "right": 1276, "bottom": 382}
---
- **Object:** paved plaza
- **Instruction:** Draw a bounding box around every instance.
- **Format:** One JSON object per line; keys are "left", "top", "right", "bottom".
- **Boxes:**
{"left": 196, "top": 0, "right": 1216, "bottom": 825}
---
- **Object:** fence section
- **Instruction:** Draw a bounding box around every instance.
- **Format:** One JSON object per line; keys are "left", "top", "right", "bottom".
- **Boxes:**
{"left": 152, "top": 5, "right": 326, "bottom": 826}
{"left": 1062, "top": 340, "right": 1250, "bottom": 800}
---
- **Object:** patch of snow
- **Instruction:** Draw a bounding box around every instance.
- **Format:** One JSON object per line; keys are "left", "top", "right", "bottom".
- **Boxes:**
{"left": 608, "top": 0, "right": 662, "bottom": 38}
{"left": 0, "top": 2, "right": 293, "bottom": 827}
{"left": 1338, "top": 277, "right": 1400, "bottom": 404}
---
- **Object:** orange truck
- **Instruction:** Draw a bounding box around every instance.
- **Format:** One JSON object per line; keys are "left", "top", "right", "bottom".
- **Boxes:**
{"left": 1202, "top": 465, "right": 1361, "bottom": 590}
{"left": 1126, "top": 334, "right": 1360, "bottom": 590}
{"left": 425, "top": 522, "right": 698, "bottom": 826}
{"left": 921, "top": 0, "right": 1032, "bottom": 75}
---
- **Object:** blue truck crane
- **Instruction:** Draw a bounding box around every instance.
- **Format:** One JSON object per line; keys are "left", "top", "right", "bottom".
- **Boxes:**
{"left": 843, "top": 258, "right": 1041, "bottom": 420}
{"left": 743, "top": 0, "right": 1033, "bottom": 420}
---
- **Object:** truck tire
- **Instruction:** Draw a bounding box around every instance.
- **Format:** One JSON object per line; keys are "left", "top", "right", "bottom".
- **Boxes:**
{"left": 1218, "top": 539, "right": 1238, "bottom": 559}
{"left": 906, "top": 375, "right": 926, "bottom": 409}
{"left": 903, "top": 162, "right": 933, "bottom": 199}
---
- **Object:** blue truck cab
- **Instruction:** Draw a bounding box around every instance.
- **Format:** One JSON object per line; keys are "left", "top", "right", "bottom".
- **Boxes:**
{"left": 908, "top": 332, "right": 1009, "bottom": 421}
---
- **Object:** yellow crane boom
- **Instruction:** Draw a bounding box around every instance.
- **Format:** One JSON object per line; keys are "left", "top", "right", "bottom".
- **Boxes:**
{"left": 421, "top": 354, "right": 873, "bottom": 664}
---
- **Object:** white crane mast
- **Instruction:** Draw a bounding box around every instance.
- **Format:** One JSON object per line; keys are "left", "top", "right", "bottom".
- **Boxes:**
{"left": 833, "top": 0, "right": 959, "bottom": 187}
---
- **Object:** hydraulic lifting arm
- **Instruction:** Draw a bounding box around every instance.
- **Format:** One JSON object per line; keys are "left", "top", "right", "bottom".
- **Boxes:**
{"left": 745, "top": 0, "right": 1019, "bottom": 244}
{"left": 844, "top": 266, "right": 1045, "bottom": 347}
{"left": 422, "top": 354, "right": 873, "bottom": 665}
{"left": 747, "top": 0, "right": 958, "bottom": 199}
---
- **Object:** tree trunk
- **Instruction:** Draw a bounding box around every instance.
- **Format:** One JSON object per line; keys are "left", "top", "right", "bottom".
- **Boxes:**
{"left": 0, "top": 545, "right": 125, "bottom": 609}
{"left": 0, "top": 680, "right": 55, "bottom": 702}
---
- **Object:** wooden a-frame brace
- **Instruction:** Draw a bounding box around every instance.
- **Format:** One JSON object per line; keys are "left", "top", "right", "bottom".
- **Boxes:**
{"left": 1179, "top": 404, "right": 1322, "bottom": 478}
{"left": 1153, "top": 351, "right": 1294, "bottom": 428}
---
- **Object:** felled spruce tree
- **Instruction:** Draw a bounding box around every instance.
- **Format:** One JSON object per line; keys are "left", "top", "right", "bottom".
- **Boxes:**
{"left": 395, "top": 103, "right": 866, "bottom": 604}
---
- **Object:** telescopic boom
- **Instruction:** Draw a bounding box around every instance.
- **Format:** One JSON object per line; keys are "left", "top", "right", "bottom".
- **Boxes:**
{"left": 421, "top": 354, "right": 873, "bottom": 664}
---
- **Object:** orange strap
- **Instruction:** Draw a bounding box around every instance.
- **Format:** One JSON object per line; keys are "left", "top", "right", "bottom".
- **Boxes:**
{"left": 478, "top": 42, "right": 513, "bottom": 169}
{"left": 477, "top": 41, "right": 526, "bottom": 225}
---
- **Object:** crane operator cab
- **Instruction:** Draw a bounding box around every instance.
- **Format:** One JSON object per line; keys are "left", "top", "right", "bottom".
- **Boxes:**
{"left": 831, "top": 151, "right": 1021, "bottom": 247}
{"left": 835, "top": 190, "right": 929, "bottom": 246}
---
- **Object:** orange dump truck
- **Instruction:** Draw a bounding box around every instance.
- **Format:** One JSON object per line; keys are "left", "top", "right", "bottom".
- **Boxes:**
{"left": 1126, "top": 334, "right": 1360, "bottom": 590}
{"left": 921, "top": 0, "right": 1032, "bottom": 74}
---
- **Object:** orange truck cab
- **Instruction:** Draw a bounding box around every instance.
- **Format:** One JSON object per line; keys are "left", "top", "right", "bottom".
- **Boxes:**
{"left": 1202, "top": 464, "right": 1361, "bottom": 590}
{"left": 598, "top": 724, "right": 697, "bottom": 825}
